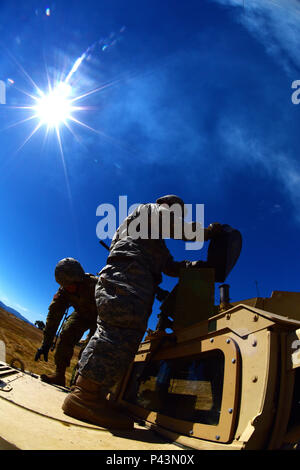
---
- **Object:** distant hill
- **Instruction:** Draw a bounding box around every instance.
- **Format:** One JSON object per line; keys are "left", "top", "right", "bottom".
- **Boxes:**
{"left": 0, "top": 306, "right": 80, "bottom": 384}
{"left": 0, "top": 300, "right": 34, "bottom": 326}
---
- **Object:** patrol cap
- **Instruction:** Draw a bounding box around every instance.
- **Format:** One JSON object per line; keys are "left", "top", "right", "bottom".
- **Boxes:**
{"left": 156, "top": 194, "right": 185, "bottom": 207}
{"left": 55, "top": 258, "right": 85, "bottom": 286}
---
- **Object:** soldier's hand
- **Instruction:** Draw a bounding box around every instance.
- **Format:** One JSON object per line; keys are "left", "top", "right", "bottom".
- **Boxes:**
{"left": 206, "top": 222, "right": 223, "bottom": 239}
{"left": 34, "top": 345, "right": 50, "bottom": 362}
{"left": 189, "top": 260, "right": 206, "bottom": 269}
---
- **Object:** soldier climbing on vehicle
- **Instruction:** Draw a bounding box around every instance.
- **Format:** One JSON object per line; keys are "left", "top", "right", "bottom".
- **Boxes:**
{"left": 34, "top": 258, "right": 98, "bottom": 387}
{"left": 62, "top": 195, "right": 224, "bottom": 429}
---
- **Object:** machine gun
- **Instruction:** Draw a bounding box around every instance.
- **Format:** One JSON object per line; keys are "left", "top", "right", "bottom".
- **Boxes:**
{"left": 99, "top": 225, "right": 242, "bottom": 334}
{"left": 151, "top": 224, "right": 242, "bottom": 334}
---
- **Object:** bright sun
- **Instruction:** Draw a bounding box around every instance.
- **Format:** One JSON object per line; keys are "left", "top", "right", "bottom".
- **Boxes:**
{"left": 9, "top": 63, "right": 113, "bottom": 156}
{"left": 33, "top": 82, "right": 73, "bottom": 128}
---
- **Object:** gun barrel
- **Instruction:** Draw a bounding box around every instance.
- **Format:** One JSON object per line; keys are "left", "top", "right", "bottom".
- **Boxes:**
{"left": 99, "top": 240, "right": 110, "bottom": 251}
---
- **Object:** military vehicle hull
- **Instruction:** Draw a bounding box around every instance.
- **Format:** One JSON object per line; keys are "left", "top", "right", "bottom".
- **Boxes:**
{"left": 1, "top": 300, "right": 300, "bottom": 450}
{"left": 0, "top": 361, "right": 181, "bottom": 450}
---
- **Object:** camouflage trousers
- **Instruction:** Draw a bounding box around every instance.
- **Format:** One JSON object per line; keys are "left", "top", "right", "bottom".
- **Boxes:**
{"left": 55, "top": 311, "right": 97, "bottom": 369}
{"left": 78, "top": 259, "right": 156, "bottom": 394}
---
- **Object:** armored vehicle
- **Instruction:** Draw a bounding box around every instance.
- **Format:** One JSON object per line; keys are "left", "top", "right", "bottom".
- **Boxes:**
{"left": 1, "top": 229, "right": 300, "bottom": 450}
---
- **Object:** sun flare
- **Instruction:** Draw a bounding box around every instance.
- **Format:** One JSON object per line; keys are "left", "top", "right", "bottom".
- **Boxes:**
{"left": 33, "top": 82, "right": 73, "bottom": 128}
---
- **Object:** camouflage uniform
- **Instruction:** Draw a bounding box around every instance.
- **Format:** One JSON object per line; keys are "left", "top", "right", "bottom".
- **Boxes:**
{"left": 78, "top": 202, "right": 201, "bottom": 394}
{"left": 43, "top": 273, "right": 98, "bottom": 370}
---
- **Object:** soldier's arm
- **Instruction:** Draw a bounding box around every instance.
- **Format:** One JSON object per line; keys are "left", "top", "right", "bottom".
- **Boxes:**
{"left": 156, "top": 205, "right": 222, "bottom": 242}
{"left": 162, "top": 255, "right": 209, "bottom": 278}
{"left": 154, "top": 205, "right": 202, "bottom": 242}
{"left": 42, "top": 289, "right": 70, "bottom": 348}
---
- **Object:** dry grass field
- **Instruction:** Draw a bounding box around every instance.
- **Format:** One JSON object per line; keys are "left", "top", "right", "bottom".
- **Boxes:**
{"left": 0, "top": 307, "right": 81, "bottom": 386}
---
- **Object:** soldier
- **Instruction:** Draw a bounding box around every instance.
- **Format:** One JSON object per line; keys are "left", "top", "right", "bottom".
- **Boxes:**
{"left": 35, "top": 258, "right": 98, "bottom": 387}
{"left": 62, "top": 195, "right": 222, "bottom": 429}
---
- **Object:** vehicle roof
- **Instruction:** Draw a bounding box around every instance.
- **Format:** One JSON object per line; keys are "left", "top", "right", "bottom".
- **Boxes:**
{"left": 0, "top": 362, "right": 182, "bottom": 450}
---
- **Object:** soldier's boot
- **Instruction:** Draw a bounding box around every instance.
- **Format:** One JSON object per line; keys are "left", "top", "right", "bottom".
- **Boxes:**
{"left": 62, "top": 375, "right": 134, "bottom": 430}
{"left": 41, "top": 366, "right": 66, "bottom": 387}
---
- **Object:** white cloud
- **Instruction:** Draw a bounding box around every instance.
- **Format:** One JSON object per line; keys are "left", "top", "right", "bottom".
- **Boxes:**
{"left": 213, "top": 0, "right": 300, "bottom": 75}
{"left": 217, "top": 117, "right": 300, "bottom": 217}
{"left": 209, "top": 0, "right": 300, "bottom": 220}
{"left": 14, "top": 303, "right": 29, "bottom": 313}
{"left": 0, "top": 294, "right": 29, "bottom": 314}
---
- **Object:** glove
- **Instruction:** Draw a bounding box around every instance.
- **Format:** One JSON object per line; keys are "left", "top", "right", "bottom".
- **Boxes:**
{"left": 34, "top": 344, "right": 50, "bottom": 362}
{"left": 189, "top": 260, "right": 207, "bottom": 269}
{"left": 206, "top": 222, "right": 223, "bottom": 239}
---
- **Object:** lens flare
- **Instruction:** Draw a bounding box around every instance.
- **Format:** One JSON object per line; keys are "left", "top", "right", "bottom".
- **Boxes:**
{"left": 4, "top": 31, "right": 131, "bottom": 156}
{"left": 33, "top": 82, "right": 73, "bottom": 128}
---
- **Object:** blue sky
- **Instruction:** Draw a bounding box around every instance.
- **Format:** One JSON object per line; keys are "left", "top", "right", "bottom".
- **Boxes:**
{"left": 0, "top": 0, "right": 300, "bottom": 332}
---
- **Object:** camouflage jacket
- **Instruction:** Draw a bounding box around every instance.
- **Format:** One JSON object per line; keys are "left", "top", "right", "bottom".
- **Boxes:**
{"left": 107, "top": 203, "right": 198, "bottom": 285}
{"left": 43, "top": 273, "right": 98, "bottom": 347}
